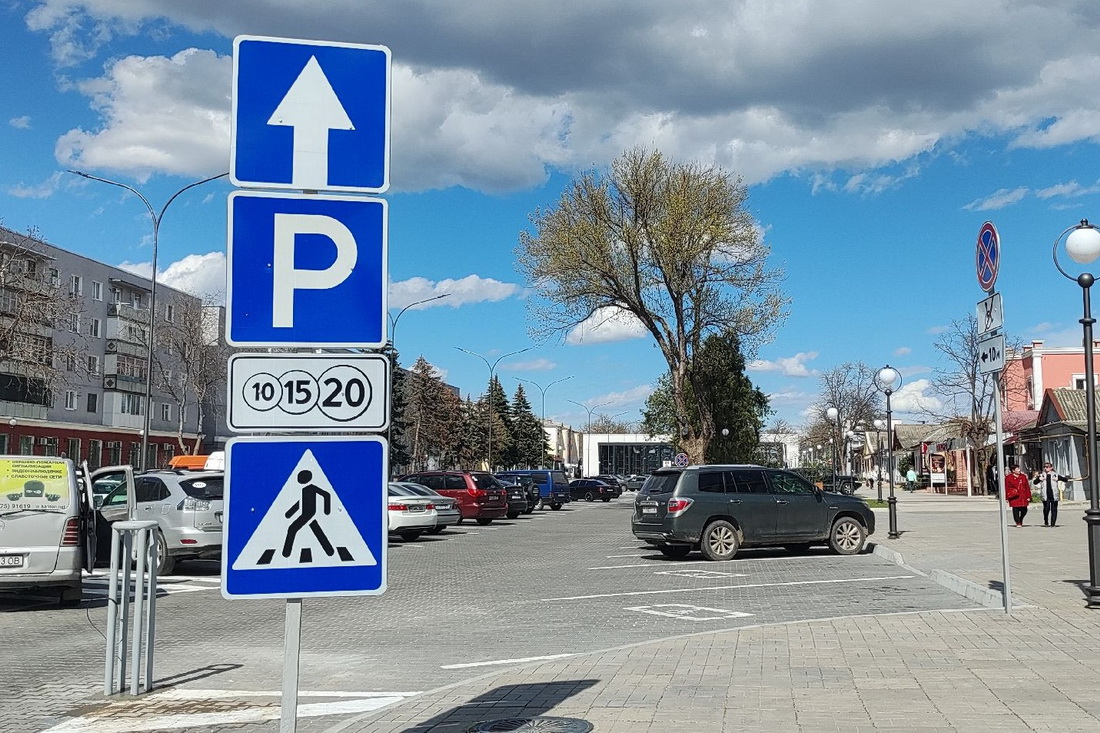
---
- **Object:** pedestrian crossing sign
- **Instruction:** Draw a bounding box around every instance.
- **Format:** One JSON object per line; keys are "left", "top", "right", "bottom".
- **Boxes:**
{"left": 222, "top": 435, "right": 387, "bottom": 599}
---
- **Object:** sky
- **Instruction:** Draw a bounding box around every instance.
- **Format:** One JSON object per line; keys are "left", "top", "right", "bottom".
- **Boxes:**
{"left": 4, "top": 0, "right": 1100, "bottom": 434}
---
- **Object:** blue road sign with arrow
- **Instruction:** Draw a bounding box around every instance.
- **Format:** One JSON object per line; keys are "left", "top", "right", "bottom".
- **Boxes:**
{"left": 231, "top": 36, "right": 391, "bottom": 193}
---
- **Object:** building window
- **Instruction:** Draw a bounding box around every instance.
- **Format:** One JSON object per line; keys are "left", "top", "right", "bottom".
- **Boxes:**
{"left": 69, "top": 274, "right": 83, "bottom": 296}
{"left": 88, "top": 355, "right": 100, "bottom": 375}
{"left": 92, "top": 281, "right": 103, "bottom": 301}
{"left": 87, "top": 393, "right": 98, "bottom": 412}
{"left": 132, "top": 293, "right": 142, "bottom": 309}
{"left": 48, "top": 267, "right": 59, "bottom": 285}
{"left": 65, "top": 353, "right": 77, "bottom": 371}
{"left": 69, "top": 313, "right": 80, "bottom": 333}
{"left": 118, "top": 355, "right": 147, "bottom": 381}
{"left": 24, "top": 260, "right": 36, "bottom": 278}
{"left": 106, "top": 440, "right": 122, "bottom": 465}
{"left": 125, "top": 324, "right": 146, "bottom": 343}
{"left": 111, "top": 287, "right": 122, "bottom": 303}
{"left": 165, "top": 303, "right": 174, "bottom": 322}
{"left": 120, "top": 393, "right": 144, "bottom": 415}
{"left": 160, "top": 402, "right": 171, "bottom": 421}
{"left": 19, "top": 435, "right": 33, "bottom": 455}
{"left": 0, "top": 287, "right": 18, "bottom": 313}
{"left": 128, "top": 442, "right": 141, "bottom": 466}
{"left": 66, "top": 438, "right": 80, "bottom": 461}
{"left": 64, "top": 390, "right": 76, "bottom": 410}
{"left": 88, "top": 439, "right": 102, "bottom": 469}
{"left": 88, "top": 318, "right": 102, "bottom": 338}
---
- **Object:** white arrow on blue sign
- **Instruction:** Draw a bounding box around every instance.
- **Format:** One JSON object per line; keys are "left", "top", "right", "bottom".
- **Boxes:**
{"left": 231, "top": 36, "right": 391, "bottom": 193}
{"left": 226, "top": 190, "right": 388, "bottom": 347}
{"left": 222, "top": 435, "right": 388, "bottom": 599}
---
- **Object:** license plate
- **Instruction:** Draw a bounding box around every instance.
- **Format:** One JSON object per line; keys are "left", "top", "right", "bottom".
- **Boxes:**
{"left": 0, "top": 555, "right": 24, "bottom": 568}
{"left": 642, "top": 507, "right": 657, "bottom": 515}
{"left": 409, "top": 506, "right": 425, "bottom": 513}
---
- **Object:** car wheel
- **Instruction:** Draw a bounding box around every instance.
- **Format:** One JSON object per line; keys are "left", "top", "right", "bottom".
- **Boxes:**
{"left": 550, "top": 503, "right": 562, "bottom": 510}
{"left": 584, "top": 492, "right": 594, "bottom": 502}
{"left": 829, "top": 517, "right": 867, "bottom": 555}
{"left": 427, "top": 526, "right": 444, "bottom": 535}
{"left": 699, "top": 520, "right": 740, "bottom": 561}
{"left": 602, "top": 497, "right": 611, "bottom": 502}
{"left": 476, "top": 518, "right": 493, "bottom": 526}
{"left": 507, "top": 512, "right": 520, "bottom": 519}
{"left": 154, "top": 532, "right": 175, "bottom": 576}
{"left": 659, "top": 545, "right": 691, "bottom": 559}
{"left": 784, "top": 543, "right": 812, "bottom": 554}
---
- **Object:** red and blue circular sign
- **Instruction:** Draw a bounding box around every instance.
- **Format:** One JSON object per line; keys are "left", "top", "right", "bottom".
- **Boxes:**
{"left": 673, "top": 452, "right": 689, "bottom": 467}
{"left": 976, "top": 221, "right": 1000, "bottom": 293}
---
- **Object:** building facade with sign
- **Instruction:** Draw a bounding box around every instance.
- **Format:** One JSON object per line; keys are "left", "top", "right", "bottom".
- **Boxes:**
{"left": 1003, "top": 339, "right": 1100, "bottom": 411}
{"left": 0, "top": 225, "right": 203, "bottom": 468}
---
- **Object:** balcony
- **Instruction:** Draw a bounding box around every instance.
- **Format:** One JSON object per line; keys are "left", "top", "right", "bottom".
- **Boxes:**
{"left": 103, "top": 372, "right": 147, "bottom": 393}
{"left": 108, "top": 302, "right": 150, "bottom": 324}
{"left": 0, "top": 400, "right": 47, "bottom": 420}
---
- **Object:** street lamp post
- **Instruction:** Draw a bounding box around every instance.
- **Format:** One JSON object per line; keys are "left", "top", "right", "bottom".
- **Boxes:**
{"left": 455, "top": 346, "right": 532, "bottom": 471}
{"left": 514, "top": 376, "right": 574, "bottom": 425}
{"left": 875, "top": 365, "right": 902, "bottom": 539}
{"left": 873, "top": 419, "right": 886, "bottom": 501}
{"left": 1053, "top": 220, "right": 1100, "bottom": 608}
{"left": 845, "top": 429, "right": 855, "bottom": 476}
{"left": 68, "top": 170, "right": 228, "bottom": 471}
{"left": 566, "top": 399, "right": 610, "bottom": 476}
{"left": 825, "top": 406, "right": 841, "bottom": 476}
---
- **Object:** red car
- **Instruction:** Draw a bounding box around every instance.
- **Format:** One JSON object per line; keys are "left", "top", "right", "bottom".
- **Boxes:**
{"left": 396, "top": 471, "right": 509, "bottom": 525}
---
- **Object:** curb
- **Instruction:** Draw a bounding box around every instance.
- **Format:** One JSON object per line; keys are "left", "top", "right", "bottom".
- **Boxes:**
{"left": 870, "top": 542, "right": 1022, "bottom": 610}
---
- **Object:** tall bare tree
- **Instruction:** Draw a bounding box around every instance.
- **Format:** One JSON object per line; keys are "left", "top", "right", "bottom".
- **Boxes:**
{"left": 517, "top": 148, "right": 787, "bottom": 462}
{"left": 152, "top": 295, "right": 230, "bottom": 454}
{"left": 0, "top": 226, "right": 88, "bottom": 405}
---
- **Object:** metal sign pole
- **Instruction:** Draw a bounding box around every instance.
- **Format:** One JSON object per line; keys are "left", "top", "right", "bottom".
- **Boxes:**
{"left": 993, "top": 373, "right": 1012, "bottom": 614}
{"left": 281, "top": 599, "right": 303, "bottom": 733}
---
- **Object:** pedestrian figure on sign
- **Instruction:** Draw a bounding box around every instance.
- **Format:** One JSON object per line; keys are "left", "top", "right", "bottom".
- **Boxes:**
{"left": 1033, "top": 462, "right": 1070, "bottom": 527}
{"left": 1004, "top": 464, "right": 1031, "bottom": 527}
{"left": 282, "top": 469, "right": 336, "bottom": 559}
{"left": 905, "top": 467, "right": 917, "bottom": 492}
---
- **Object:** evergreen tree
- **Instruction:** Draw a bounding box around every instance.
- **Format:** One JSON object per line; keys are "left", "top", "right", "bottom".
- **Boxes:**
{"left": 405, "top": 356, "right": 451, "bottom": 471}
{"left": 384, "top": 344, "right": 411, "bottom": 475}
{"left": 511, "top": 384, "right": 550, "bottom": 467}
{"left": 486, "top": 375, "right": 515, "bottom": 469}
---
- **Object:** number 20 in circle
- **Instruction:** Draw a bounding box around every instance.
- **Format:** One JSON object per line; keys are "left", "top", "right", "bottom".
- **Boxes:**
{"left": 317, "top": 364, "right": 372, "bottom": 422}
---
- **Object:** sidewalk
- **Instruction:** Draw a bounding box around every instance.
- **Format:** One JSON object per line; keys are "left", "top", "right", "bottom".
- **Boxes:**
{"left": 347, "top": 495, "right": 1100, "bottom": 732}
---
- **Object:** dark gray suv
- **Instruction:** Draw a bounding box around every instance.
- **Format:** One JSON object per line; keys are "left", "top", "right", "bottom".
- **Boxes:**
{"left": 631, "top": 465, "right": 875, "bottom": 560}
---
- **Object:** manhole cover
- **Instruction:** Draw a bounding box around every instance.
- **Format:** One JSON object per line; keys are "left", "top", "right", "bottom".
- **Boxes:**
{"left": 466, "top": 717, "right": 593, "bottom": 732}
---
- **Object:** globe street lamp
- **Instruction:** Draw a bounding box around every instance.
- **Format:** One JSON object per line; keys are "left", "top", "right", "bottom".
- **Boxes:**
{"left": 455, "top": 346, "right": 533, "bottom": 471}
{"left": 1053, "top": 220, "right": 1100, "bottom": 608}
{"left": 873, "top": 419, "right": 886, "bottom": 501}
{"left": 875, "top": 365, "right": 902, "bottom": 539}
{"left": 69, "top": 169, "right": 228, "bottom": 471}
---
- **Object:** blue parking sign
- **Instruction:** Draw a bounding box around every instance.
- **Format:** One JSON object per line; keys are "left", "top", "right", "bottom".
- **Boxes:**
{"left": 222, "top": 436, "right": 388, "bottom": 599}
{"left": 232, "top": 36, "right": 390, "bottom": 193}
{"left": 226, "top": 191, "right": 388, "bottom": 347}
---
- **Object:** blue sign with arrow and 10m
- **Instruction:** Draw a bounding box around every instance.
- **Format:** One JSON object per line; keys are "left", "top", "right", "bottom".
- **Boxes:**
{"left": 231, "top": 36, "right": 391, "bottom": 193}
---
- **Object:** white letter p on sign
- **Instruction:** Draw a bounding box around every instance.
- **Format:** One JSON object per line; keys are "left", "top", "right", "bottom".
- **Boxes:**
{"left": 272, "top": 214, "right": 358, "bottom": 328}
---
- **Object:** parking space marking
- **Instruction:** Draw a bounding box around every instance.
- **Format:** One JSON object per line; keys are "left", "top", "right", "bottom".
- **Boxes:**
{"left": 588, "top": 560, "right": 717, "bottom": 570}
{"left": 540, "top": 574, "right": 915, "bottom": 602}
{"left": 606, "top": 553, "right": 647, "bottom": 558}
{"left": 440, "top": 653, "right": 575, "bottom": 670}
{"left": 625, "top": 603, "right": 754, "bottom": 621}
{"left": 654, "top": 569, "right": 747, "bottom": 579}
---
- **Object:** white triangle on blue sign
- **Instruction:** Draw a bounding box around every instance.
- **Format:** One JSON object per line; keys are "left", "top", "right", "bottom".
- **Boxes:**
{"left": 232, "top": 449, "right": 377, "bottom": 571}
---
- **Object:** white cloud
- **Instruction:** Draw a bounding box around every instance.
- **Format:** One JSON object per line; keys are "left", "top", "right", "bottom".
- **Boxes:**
{"left": 963, "top": 187, "right": 1028, "bottom": 211}
{"left": 118, "top": 251, "right": 226, "bottom": 302}
{"left": 1035, "top": 180, "right": 1100, "bottom": 199}
{"left": 510, "top": 358, "right": 557, "bottom": 372}
{"left": 565, "top": 306, "right": 648, "bottom": 345}
{"left": 894, "top": 347, "right": 911, "bottom": 356}
{"left": 6, "top": 172, "right": 62, "bottom": 199}
{"left": 889, "top": 378, "right": 942, "bottom": 413}
{"left": 9, "top": 116, "right": 31, "bottom": 129}
{"left": 926, "top": 325, "right": 949, "bottom": 335}
{"left": 587, "top": 384, "right": 654, "bottom": 409}
{"left": 748, "top": 351, "right": 818, "bottom": 377}
{"left": 389, "top": 275, "right": 520, "bottom": 310}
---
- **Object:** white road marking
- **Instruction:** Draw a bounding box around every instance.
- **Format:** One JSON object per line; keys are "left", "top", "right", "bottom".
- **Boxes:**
{"left": 605, "top": 553, "right": 647, "bottom": 558}
{"left": 625, "top": 603, "right": 754, "bottom": 621}
{"left": 654, "top": 569, "right": 747, "bottom": 579}
{"left": 440, "top": 653, "right": 575, "bottom": 669}
{"left": 41, "top": 690, "right": 420, "bottom": 733}
{"left": 540, "top": 575, "right": 916, "bottom": 602}
{"left": 588, "top": 560, "right": 717, "bottom": 570}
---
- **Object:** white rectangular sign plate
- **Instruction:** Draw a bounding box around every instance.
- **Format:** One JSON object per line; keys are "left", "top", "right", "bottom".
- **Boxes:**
{"left": 228, "top": 353, "right": 390, "bottom": 432}
{"left": 977, "top": 292, "right": 1003, "bottom": 335}
{"left": 977, "top": 333, "right": 1006, "bottom": 374}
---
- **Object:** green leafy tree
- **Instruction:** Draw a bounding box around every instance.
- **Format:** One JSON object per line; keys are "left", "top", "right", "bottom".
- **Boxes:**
{"left": 511, "top": 383, "right": 550, "bottom": 467}
{"left": 404, "top": 356, "right": 453, "bottom": 471}
{"left": 517, "top": 148, "right": 787, "bottom": 463}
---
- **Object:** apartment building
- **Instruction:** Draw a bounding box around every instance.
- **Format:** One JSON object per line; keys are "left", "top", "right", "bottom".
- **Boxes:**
{"left": 0, "top": 225, "right": 204, "bottom": 468}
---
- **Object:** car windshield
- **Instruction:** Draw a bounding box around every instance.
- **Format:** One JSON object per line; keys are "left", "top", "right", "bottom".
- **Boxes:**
{"left": 640, "top": 472, "right": 680, "bottom": 495}
{"left": 180, "top": 476, "right": 223, "bottom": 500}
{"left": 472, "top": 474, "right": 499, "bottom": 490}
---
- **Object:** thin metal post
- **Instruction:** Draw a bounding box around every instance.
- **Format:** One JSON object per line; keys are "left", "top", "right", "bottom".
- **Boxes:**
{"left": 886, "top": 392, "right": 898, "bottom": 539}
{"left": 993, "top": 373, "right": 1012, "bottom": 614}
{"left": 129, "top": 528, "right": 148, "bottom": 695}
{"left": 104, "top": 528, "right": 122, "bottom": 695}
{"left": 281, "top": 599, "right": 303, "bottom": 733}
{"left": 118, "top": 531, "right": 132, "bottom": 690}
{"left": 1080, "top": 278, "right": 1100, "bottom": 608}
{"left": 145, "top": 533, "right": 158, "bottom": 691}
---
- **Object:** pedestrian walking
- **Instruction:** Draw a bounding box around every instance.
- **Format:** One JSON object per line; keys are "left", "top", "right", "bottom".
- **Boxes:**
{"left": 1004, "top": 464, "right": 1031, "bottom": 527}
{"left": 905, "top": 467, "right": 917, "bottom": 492}
{"left": 986, "top": 459, "right": 998, "bottom": 496}
{"left": 1032, "top": 462, "right": 1070, "bottom": 527}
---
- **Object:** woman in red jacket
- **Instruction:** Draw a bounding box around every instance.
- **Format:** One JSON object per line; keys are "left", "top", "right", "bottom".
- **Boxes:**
{"left": 1004, "top": 464, "right": 1031, "bottom": 527}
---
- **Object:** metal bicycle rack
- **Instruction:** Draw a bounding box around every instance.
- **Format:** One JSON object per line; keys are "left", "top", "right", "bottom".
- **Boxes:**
{"left": 103, "top": 520, "right": 159, "bottom": 695}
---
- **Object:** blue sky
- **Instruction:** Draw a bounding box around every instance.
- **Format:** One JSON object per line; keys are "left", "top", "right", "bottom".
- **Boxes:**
{"left": 4, "top": 1, "right": 1100, "bottom": 432}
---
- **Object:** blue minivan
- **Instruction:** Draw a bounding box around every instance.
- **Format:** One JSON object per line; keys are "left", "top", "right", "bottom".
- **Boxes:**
{"left": 495, "top": 469, "right": 571, "bottom": 510}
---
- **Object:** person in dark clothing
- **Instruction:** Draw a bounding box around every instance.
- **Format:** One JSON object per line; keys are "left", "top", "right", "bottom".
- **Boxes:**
{"left": 1005, "top": 464, "right": 1031, "bottom": 527}
{"left": 1033, "top": 462, "right": 1070, "bottom": 527}
{"left": 986, "top": 460, "right": 998, "bottom": 496}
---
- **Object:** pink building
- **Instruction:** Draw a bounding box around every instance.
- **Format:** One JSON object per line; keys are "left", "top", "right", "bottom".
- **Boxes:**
{"left": 1002, "top": 340, "right": 1100, "bottom": 411}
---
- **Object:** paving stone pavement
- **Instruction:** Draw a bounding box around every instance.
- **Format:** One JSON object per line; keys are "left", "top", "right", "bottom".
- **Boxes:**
{"left": 343, "top": 493, "right": 1100, "bottom": 732}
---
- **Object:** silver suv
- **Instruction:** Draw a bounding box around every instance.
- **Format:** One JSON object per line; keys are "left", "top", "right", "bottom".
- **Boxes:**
{"left": 96, "top": 470, "right": 224, "bottom": 575}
